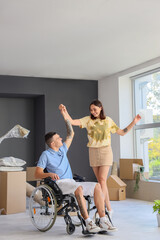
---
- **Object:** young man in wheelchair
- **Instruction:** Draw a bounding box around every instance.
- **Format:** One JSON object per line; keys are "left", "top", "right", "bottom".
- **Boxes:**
{"left": 35, "top": 107, "right": 117, "bottom": 233}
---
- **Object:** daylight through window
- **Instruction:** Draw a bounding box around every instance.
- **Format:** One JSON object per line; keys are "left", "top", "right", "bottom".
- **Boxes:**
{"left": 133, "top": 69, "right": 160, "bottom": 180}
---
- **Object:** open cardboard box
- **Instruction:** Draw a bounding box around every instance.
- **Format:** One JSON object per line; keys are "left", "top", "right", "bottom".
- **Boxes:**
{"left": 120, "top": 158, "right": 144, "bottom": 180}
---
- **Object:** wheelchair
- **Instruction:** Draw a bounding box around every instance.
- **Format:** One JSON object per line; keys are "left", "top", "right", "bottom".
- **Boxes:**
{"left": 29, "top": 177, "right": 95, "bottom": 235}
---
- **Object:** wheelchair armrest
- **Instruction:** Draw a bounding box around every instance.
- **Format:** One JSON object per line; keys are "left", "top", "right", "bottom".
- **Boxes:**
{"left": 73, "top": 173, "right": 86, "bottom": 182}
{"left": 42, "top": 177, "right": 63, "bottom": 196}
{"left": 39, "top": 176, "right": 52, "bottom": 185}
{"left": 43, "top": 176, "right": 52, "bottom": 182}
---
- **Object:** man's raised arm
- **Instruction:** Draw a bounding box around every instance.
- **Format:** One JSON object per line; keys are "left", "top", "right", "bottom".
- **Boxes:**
{"left": 59, "top": 105, "right": 74, "bottom": 149}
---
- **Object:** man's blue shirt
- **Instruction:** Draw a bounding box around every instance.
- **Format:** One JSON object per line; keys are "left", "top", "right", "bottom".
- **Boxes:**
{"left": 37, "top": 143, "right": 73, "bottom": 179}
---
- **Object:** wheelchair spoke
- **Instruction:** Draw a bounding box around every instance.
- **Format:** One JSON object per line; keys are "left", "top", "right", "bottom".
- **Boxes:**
{"left": 29, "top": 185, "right": 57, "bottom": 232}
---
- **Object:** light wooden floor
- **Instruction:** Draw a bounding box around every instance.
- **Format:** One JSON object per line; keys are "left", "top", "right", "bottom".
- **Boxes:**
{"left": 0, "top": 198, "right": 160, "bottom": 240}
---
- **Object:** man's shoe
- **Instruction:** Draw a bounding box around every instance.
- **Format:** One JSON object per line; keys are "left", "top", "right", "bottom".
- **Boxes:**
{"left": 105, "top": 209, "right": 113, "bottom": 220}
{"left": 105, "top": 209, "right": 114, "bottom": 226}
{"left": 99, "top": 219, "right": 118, "bottom": 232}
{"left": 86, "top": 221, "right": 101, "bottom": 233}
{"left": 108, "top": 209, "right": 113, "bottom": 219}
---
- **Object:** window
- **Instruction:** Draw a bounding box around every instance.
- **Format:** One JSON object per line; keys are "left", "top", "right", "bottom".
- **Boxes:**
{"left": 133, "top": 69, "right": 160, "bottom": 180}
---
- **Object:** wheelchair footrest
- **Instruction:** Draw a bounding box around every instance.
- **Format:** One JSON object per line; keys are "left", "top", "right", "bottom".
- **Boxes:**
{"left": 82, "top": 230, "right": 96, "bottom": 235}
{"left": 98, "top": 230, "right": 108, "bottom": 234}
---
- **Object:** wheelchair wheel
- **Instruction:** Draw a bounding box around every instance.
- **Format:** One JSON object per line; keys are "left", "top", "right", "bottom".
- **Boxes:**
{"left": 66, "top": 223, "right": 75, "bottom": 235}
{"left": 71, "top": 198, "right": 91, "bottom": 227}
{"left": 29, "top": 184, "right": 57, "bottom": 232}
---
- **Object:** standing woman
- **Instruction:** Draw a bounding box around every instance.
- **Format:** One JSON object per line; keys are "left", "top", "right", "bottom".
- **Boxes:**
{"left": 59, "top": 100, "right": 141, "bottom": 218}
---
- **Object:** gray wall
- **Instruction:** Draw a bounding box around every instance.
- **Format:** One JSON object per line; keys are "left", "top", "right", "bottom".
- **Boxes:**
{"left": 0, "top": 75, "right": 98, "bottom": 181}
{"left": 0, "top": 97, "right": 35, "bottom": 167}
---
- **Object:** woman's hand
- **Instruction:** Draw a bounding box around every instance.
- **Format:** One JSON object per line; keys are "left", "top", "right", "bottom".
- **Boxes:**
{"left": 134, "top": 114, "right": 141, "bottom": 124}
{"left": 116, "top": 114, "right": 141, "bottom": 136}
{"left": 59, "top": 104, "right": 81, "bottom": 126}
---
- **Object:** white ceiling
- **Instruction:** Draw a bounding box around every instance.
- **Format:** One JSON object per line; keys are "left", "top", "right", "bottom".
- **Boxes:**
{"left": 1, "top": 0, "right": 160, "bottom": 80}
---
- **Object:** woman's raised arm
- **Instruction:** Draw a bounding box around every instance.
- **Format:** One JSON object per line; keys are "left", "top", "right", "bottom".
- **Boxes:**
{"left": 116, "top": 114, "right": 141, "bottom": 136}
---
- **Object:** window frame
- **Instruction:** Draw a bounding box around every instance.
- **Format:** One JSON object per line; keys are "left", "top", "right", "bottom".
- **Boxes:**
{"left": 132, "top": 68, "right": 160, "bottom": 181}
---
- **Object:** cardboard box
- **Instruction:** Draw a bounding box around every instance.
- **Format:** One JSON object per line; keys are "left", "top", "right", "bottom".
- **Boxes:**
{"left": 26, "top": 167, "right": 37, "bottom": 181}
{"left": 120, "top": 158, "right": 143, "bottom": 180}
{"left": 0, "top": 171, "right": 26, "bottom": 214}
{"left": 134, "top": 171, "right": 149, "bottom": 181}
{"left": 26, "top": 167, "right": 41, "bottom": 187}
{"left": 107, "top": 175, "right": 126, "bottom": 201}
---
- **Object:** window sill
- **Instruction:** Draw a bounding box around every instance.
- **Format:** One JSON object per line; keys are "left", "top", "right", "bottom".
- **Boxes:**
{"left": 148, "top": 179, "right": 160, "bottom": 183}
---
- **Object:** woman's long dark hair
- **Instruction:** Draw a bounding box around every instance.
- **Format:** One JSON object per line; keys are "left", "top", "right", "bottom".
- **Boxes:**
{"left": 89, "top": 99, "right": 106, "bottom": 120}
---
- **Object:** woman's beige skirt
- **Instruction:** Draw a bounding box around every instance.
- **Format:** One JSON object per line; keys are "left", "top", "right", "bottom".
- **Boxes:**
{"left": 89, "top": 146, "right": 113, "bottom": 167}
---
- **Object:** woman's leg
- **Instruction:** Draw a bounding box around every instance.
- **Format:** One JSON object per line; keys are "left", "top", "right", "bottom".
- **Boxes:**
{"left": 92, "top": 165, "right": 111, "bottom": 211}
{"left": 93, "top": 183, "right": 105, "bottom": 217}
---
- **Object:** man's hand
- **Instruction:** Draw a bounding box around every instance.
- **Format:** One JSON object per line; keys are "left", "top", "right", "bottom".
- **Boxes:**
{"left": 59, "top": 104, "right": 65, "bottom": 110}
{"left": 35, "top": 167, "right": 60, "bottom": 181}
{"left": 59, "top": 104, "right": 66, "bottom": 114}
{"left": 50, "top": 173, "right": 60, "bottom": 181}
{"left": 59, "top": 104, "right": 74, "bottom": 149}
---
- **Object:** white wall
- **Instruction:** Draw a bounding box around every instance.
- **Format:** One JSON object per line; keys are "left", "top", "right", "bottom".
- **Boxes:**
{"left": 98, "top": 74, "right": 120, "bottom": 167}
{"left": 98, "top": 73, "right": 135, "bottom": 165}
{"left": 119, "top": 75, "right": 134, "bottom": 158}
{"left": 99, "top": 56, "right": 160, "bottom": 163}
{"left": 98, "top": 57, "right": 160, "bottom": 200}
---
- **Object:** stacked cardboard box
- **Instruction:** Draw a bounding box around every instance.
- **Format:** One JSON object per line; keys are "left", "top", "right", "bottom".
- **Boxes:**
{"left": 0, "top": 171, "right": 26, "bottom": 214}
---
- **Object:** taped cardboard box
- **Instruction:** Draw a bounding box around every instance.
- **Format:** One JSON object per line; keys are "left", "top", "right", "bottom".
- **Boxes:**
{"left": 0, "top": 171, "right": 26, "bottom": 214}
{"left": 26, "top": 167, "right": 41, "bottom": 186}
{"left": 26, "top": 167, "right": 37, "bottom": 181}
{"left": 107, "top": 175, "right": 126, "bottom": 201}
{"left": 120, "top": 158, "right": 143, "bottom": 180}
